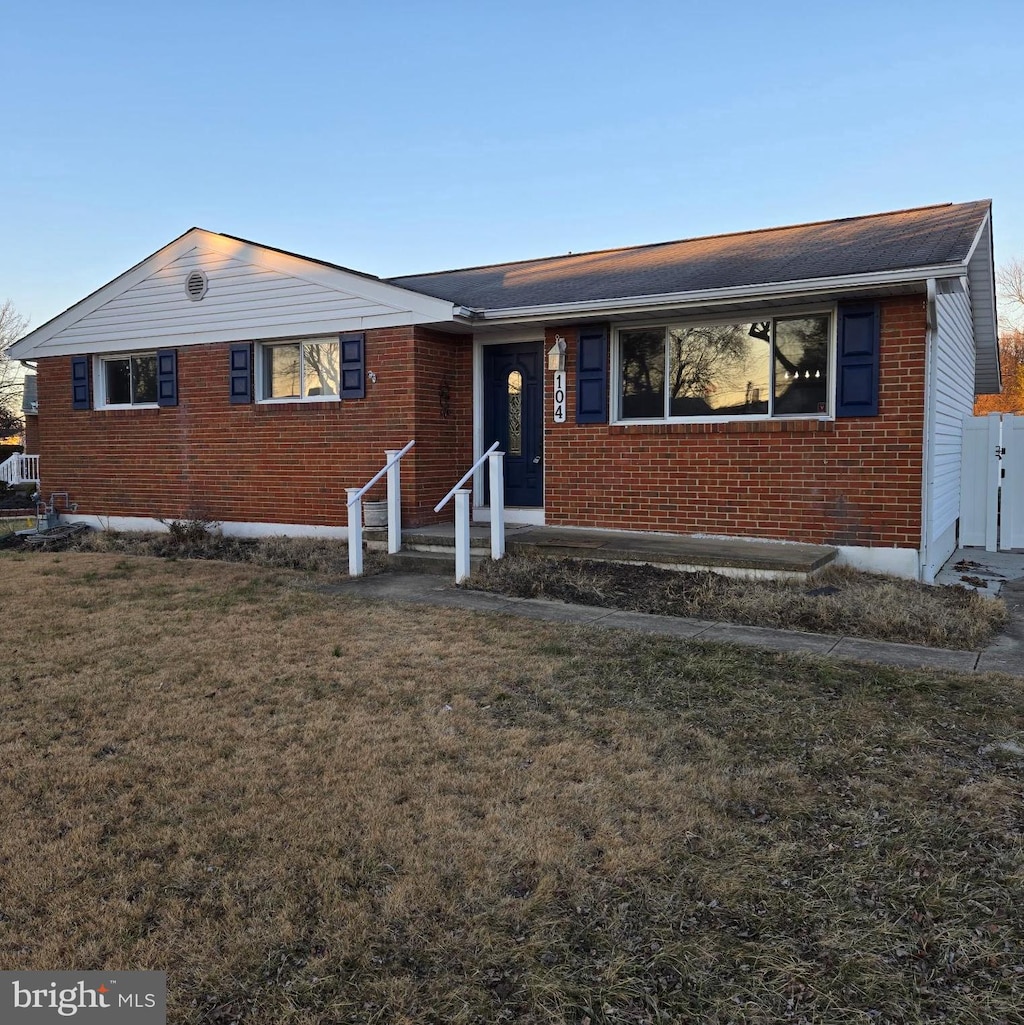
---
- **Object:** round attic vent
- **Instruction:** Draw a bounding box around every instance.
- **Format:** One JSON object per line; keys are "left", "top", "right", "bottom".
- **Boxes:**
{"left": 185, "top": 270, "right": 208, "bottom": 301}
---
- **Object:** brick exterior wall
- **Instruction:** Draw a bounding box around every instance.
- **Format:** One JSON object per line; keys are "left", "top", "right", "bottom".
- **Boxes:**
{"left": 23, "top": 414, "right": 39, "bottom": 455}
{"left": 35, "top": 295, "right": 927, "bottom": 550}
{"left": 35, "top": 327, "right": 472, "bottom": 528}
{"left": 543, "top": 296, "right": 927, "bottom": 549}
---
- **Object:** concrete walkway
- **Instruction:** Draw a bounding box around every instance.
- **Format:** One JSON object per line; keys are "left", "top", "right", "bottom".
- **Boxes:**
{"left": 320, "top": 566, "right": 1024, "bottom": 677}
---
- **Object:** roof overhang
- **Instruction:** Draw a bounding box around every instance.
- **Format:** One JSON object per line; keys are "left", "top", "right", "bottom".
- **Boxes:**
{"left": 963, "top": 211, "right": 1000, "bottom": 393}
{"left": 458, "top": 262, "right": 969, "bottom": 326}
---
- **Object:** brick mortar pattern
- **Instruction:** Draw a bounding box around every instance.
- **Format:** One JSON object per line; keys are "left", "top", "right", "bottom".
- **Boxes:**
{"left": 34, "top": 297, "right": 926, "bottom": 548}
{"left": 544, "top": 296, "right": 927, "bottom": 549}
{"left": 35, "top": 327, "right": 472, "bottom": 529}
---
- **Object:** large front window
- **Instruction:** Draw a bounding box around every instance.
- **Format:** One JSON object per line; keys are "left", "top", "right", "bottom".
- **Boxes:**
{"left": 618, "top": 314, "right": 831, "bottom": 420}
{"left": 100, "top": 353, "right": 157, "bottom": 406}
{"left": 260, "top": 338, "right": 340, "bottom": 400}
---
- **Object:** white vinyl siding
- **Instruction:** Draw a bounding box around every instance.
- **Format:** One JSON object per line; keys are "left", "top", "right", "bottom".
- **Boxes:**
{"left": 923, "top": 285, "right": 976, "bottom": 580}
{"left": 16, "top": 232, "right": 455, "bottom": 359}
{"left": 53, "top": 249, "right": 408, "bottom": 349}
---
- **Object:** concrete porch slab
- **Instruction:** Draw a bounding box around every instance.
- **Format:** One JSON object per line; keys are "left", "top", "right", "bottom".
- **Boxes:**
{"left": 385, "top": 523, "right": 837, "bottom": 580}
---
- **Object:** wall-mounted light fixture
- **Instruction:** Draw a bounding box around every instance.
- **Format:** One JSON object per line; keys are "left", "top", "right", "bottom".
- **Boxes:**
{"left": 547, "top": 336, "right": 566, "bottom": 373}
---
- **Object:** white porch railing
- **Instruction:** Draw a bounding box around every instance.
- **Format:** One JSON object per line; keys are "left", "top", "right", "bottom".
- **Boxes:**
{"left": 435, "top": 441, "right": 505, "bottom": 583}
{"left": 0, "top": 453, "right": 39, "bottom": 487}
{"left": 346, "top": 440, "right": 415, "bottom": 577}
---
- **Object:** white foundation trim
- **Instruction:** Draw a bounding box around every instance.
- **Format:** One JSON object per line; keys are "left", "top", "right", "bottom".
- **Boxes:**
{"left": 473, "top": 506, "right": 546, "bottom": 526}
{"left": 60, "top": 514, "right": 349, "bottom": 540}
{"left": 834, "top": 545, "right": 920, "bottom": 580}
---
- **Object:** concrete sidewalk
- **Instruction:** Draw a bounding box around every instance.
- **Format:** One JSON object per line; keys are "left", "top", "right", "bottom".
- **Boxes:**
{"left": 320, "top": 572, "right": 1024, "bottom": 677}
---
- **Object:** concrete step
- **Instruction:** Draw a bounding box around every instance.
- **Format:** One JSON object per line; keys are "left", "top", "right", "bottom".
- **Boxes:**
{"left": 380, "top": 530, "right": 835, "bottom": 581}
{"left": 383, "top": 549, "right": 487, "bottom": 576}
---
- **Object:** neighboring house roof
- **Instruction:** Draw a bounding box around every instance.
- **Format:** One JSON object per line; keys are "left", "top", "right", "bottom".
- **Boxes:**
{"left": 388, "top": 201, "right": 992, "bottom": 310}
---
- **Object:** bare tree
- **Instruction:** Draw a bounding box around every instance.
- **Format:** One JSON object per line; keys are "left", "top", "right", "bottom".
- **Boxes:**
{"left": 998, "top": 258, "right": 1024, "bottom": 329}
{"left": 975, "top": 329, "right": 1024, "bottom": 415}
{"left": 1, "top": 299, "right": 29, "bottom": 432}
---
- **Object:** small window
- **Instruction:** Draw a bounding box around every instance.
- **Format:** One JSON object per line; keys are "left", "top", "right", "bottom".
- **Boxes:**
{"left": 507, "top": 369, "right": 523, "bottom": 456}
{"left": 260, "top": 338, "right": 341, "bottom": 401}
{"left": 98, "top": 353, "right": 158, "bottom": 407}
{"left": 617, "top": 313, "right": 831, "bottom": 421}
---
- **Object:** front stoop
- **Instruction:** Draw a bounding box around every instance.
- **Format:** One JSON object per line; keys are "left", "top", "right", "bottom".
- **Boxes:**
{"left": 384, "top": 550, "right": 487, "bottom": 576}
{"left": 369, "top": 525, "right": 837, "bottom": 582}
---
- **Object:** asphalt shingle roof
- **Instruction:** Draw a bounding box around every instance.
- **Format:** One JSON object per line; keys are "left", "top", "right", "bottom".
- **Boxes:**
{"left": 387, "top": 201, "right": 990, "bottom": 311}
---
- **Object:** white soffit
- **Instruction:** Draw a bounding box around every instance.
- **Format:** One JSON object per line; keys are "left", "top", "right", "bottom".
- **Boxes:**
{"left": 9, "top": 229, "right": 457, "bottom": 359}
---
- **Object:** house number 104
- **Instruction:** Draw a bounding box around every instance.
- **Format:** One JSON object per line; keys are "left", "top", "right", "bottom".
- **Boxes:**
{"left": 552, "top": 372, "right": 566, "bottom": 423}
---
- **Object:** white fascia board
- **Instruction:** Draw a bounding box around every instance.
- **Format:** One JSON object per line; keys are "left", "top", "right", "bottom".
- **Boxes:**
{"left": 8, "top": 229, "right": 206, "bottom": 359}
{"left": 470, "top": 263, "right": 968, "bottom": 324}
{"left": 961, "top": 208, "right": 991, "bottom": 266}
{"left": 9, "top": 229, "right": 456, "bottom": 360}
{"left": 27, "top": 312, "right": 456, "bottom": 356}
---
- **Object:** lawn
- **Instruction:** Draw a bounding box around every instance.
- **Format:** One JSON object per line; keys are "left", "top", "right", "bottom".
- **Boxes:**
{"left": 468, "top": 556, "right": 1008, "bottom": 651}
{"left": 1, "top": 552, "right": 1022, "bottom": 1024}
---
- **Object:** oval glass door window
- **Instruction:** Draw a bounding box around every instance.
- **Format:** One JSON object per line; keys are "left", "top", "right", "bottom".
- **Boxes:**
{"left": 507, "top": 370, "right": 523, "bottom": 456}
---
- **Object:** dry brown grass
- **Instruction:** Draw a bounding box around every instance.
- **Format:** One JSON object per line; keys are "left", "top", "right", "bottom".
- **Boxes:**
{"left": 58, "top": 527, "right": 387, "bottom": 576}
{"left": 469, "top": 556, "right": 1008, "bottom": 650}
{"left": 1, "top": 552, "right": 1022, "bottom": 1024}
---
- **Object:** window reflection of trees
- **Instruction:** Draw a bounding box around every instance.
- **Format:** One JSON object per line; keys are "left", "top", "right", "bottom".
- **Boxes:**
{"left": 620, "top": 314, "right": 830, "bottom": 419}
{"left": 268, "top": 345, "right": 301, "bottom": 398}
{"left": 668, "top": 324, "right": 766, "bottom": 415}
{"left": 304, "top": 342, "right": 340, "bottom": 397}
{"left": 620, "top": 330, "right": 665, "bottom": 418}
{"left": 132, "top": 356, "right": 158, "bottom": 403}
{"left": 773, "top": 317, "right": 828, "bottom": 414}
{"left": 264, "top": 340, "right": 341, "bottom": 399}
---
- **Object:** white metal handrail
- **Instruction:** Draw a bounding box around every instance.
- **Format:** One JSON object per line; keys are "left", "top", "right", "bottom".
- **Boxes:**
{"left": 435, "top": 441, "right": 506, "bottom": 583}
{"left": 347, "top": 439, "right": 415, "bottom": 507}
{"left": 346, "top": 440, "right": 415, "bottom": 577}
{"left": 434, "top": 441, "right": 499, "bottom": 512}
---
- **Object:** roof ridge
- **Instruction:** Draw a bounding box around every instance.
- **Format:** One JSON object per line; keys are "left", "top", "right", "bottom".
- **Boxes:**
{"left": 388, "top": 200, "right": 988, "bottom": 281}
{"left": 215, "top": 231, "right": 385, "bottom": 283}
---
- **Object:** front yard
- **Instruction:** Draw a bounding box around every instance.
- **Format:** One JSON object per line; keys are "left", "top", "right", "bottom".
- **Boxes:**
{"left": 1, "top": 552, "right": 1022, "bottom": 1023}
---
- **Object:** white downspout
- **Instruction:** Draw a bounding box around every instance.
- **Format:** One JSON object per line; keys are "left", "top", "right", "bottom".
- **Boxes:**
{"left": 920, "top": 279, "right": 938, "bottom": 583}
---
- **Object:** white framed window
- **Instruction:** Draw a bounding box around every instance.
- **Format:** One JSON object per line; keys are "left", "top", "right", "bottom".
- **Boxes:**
{"left": 614, "top": 310, "right": 834, "bottom": 422}
{"left": 257, "top": 337, "right": 341, "bottom": 402}
{"left": 95, "top": 352, "right": 159, "bottom": 408}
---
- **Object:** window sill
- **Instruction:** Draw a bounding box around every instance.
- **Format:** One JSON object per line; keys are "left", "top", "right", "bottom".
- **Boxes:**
{"left": 609, "top": 418, "right": 835, "bottom": 435}
{"left": 256, "top": 396, "right": 341, "bottom": 405}
{"left": 94, "top": 403, "right": 161, "bottom": 412}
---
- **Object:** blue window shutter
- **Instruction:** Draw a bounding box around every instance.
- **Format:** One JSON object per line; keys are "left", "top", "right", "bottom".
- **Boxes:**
{"left": 340, "top": 332, "right": 365, "bottom": 399}
{"left": 229, "top": 344, "right": 253, "bottom": 404}
{"left": 71, "top": 356, "right": 91, "bottom": 410}
{"left": 576, "top": 326, "right": 608, "bottom": 424}
{"left": 156, "top": 348, "right": 178, "bottom": 407}
{"left": 836, "top": 302, "right": 880, "bottom": 417}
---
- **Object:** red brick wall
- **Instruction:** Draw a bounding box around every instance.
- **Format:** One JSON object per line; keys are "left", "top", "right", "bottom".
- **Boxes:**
{"left": 23, "top": 415, "right": 39, "bottom": 454}
{"left": 35, "top": 327, "right": 473, "bottom": 529}
{"left": 34, "top": 297, "right": 926, "bottom": 548}
{"left": 544, "top": 296, "right": 927, "bottom": 549}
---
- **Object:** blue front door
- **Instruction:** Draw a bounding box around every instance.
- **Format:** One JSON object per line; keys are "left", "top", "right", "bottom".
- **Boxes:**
{"left": 483, "top": 343, "right": 543, "bottom": 507}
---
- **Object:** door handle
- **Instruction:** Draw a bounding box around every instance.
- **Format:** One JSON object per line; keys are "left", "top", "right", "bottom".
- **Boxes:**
{"left": 532, "top": 455, "right": 541, "bottom": 464}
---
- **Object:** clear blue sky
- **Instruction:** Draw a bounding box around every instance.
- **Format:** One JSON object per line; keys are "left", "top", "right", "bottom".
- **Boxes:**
{"left": 3, "top": 0, "right": 1023, "bottom": 332}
